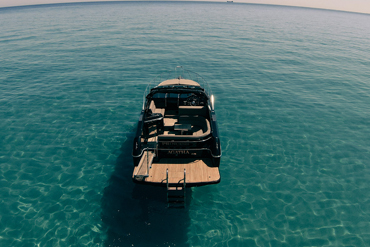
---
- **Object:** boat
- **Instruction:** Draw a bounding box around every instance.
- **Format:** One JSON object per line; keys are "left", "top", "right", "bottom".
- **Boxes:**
{"left": 132, "top": 67, "right": 221, "bottom": 189}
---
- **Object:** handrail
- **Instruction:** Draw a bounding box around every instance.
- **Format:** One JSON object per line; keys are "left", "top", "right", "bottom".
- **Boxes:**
{"left": 146, "top": 149, "right": 149, "bottom": 172}
{"left": 183, "top": 168, "right": 186, "bottom": 207}
{"left": 166, "top": 168, "right": 169, "bottom": 190}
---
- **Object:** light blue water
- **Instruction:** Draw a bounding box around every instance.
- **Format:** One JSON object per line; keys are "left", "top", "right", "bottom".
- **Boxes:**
{"left": 1, "top": 2, "right": 370, "bottom": 246}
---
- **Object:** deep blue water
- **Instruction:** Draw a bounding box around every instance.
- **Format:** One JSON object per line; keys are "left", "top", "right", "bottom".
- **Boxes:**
{"left": 1, "top": 2, "right": 370, "bottom": 246}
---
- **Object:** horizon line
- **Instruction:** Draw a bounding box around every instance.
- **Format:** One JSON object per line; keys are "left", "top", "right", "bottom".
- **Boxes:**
{"left": 0, "top": 0, "right": 369, "bottom": 16}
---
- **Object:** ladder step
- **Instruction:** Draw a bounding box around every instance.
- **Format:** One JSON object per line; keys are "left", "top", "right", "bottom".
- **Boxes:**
{"left": 168, "top": 199, "right": 185, "bottom": 203}
{"left": 168, "top": 204, "right": 185, "bottom": 208}
{"left": 167, "top": 186, "right": 183, "bottom": 191}
{"left": 168, "top": 194, "right": 184, "bottom": 198}
{"left": 168, "top": 194, "right": 184, "bottom": 199}
{"left": 168, "top": 193, "right": 183, "bottom": 197}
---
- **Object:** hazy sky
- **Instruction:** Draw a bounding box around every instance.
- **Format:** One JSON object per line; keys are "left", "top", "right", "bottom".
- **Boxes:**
{"left": 0, "top": 0, "right": 370, "bottom": 14}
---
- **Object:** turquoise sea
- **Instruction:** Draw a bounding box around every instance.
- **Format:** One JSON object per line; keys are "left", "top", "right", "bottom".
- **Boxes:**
{"left": 1, "top": 2, "right": 370, "bottom": 246}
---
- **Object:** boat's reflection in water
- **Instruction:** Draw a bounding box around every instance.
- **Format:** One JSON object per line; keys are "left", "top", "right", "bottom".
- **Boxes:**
{"left": 101, "top": 135, "right": 192, "bottom": 247}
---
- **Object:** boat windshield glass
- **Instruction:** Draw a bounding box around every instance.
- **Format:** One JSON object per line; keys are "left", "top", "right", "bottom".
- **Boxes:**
{"left": 149, "top": 92, "right": 207, "bottom": 108}
{"left": 152, "top": 93, "right": 166, "bottom": 99}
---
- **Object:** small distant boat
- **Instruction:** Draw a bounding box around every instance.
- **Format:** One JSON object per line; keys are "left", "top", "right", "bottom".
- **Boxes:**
{"left": 132, "top": 67, "right": 221, "bottom": 192}
{"left": 227, "top": 1, "right": 233, "bottom": 2}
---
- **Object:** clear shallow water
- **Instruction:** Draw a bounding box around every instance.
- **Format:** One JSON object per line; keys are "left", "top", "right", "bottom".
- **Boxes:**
{"left": 1, "top": 2, "right": 370, "bottom": 246}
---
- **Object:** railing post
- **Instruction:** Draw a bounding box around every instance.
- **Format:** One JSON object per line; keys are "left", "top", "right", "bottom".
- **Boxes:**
{"left": 166, "top": 168, "right": 169, "bottom": 206}
{"left": 184, "top": 169, "right": 186, "bottom": 208}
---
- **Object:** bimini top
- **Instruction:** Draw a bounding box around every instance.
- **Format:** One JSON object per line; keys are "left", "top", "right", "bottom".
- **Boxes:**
{"left": 157, "top": 78, "right": 200, "bottom": 87}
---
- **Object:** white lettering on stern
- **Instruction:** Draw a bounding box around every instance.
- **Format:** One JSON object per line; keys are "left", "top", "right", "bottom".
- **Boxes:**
{"left": 167, "top": 150, "right": 190, "bottom": 155}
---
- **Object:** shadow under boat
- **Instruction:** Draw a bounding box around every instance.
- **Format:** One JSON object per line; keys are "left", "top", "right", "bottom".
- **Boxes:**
{"left": 101, "top": 133, "right": 192, "bottom": 247}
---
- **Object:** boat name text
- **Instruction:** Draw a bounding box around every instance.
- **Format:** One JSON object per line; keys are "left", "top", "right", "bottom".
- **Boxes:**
{"left": 162, "top": 142, "right": 189, "bottom": 146}
{"left": 167, "top": 150, "right": 190, "bottom": 155}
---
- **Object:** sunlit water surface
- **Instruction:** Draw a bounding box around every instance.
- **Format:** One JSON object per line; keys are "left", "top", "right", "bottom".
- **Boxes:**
{"left": 1, "top": 2, "right": 370, "bottom": 246}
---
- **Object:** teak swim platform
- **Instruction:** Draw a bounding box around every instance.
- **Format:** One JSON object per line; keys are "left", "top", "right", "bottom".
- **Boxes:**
{"left": 132, "top": 67, "right": 221, "bottom": 190}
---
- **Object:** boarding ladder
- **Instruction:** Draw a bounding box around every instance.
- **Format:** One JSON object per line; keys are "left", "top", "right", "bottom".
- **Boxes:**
{"left": 166, "top": 168, "right": 186, "bottom": 208}
{"left": 133, "top": 136, "right": 158, "bottom": 180}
